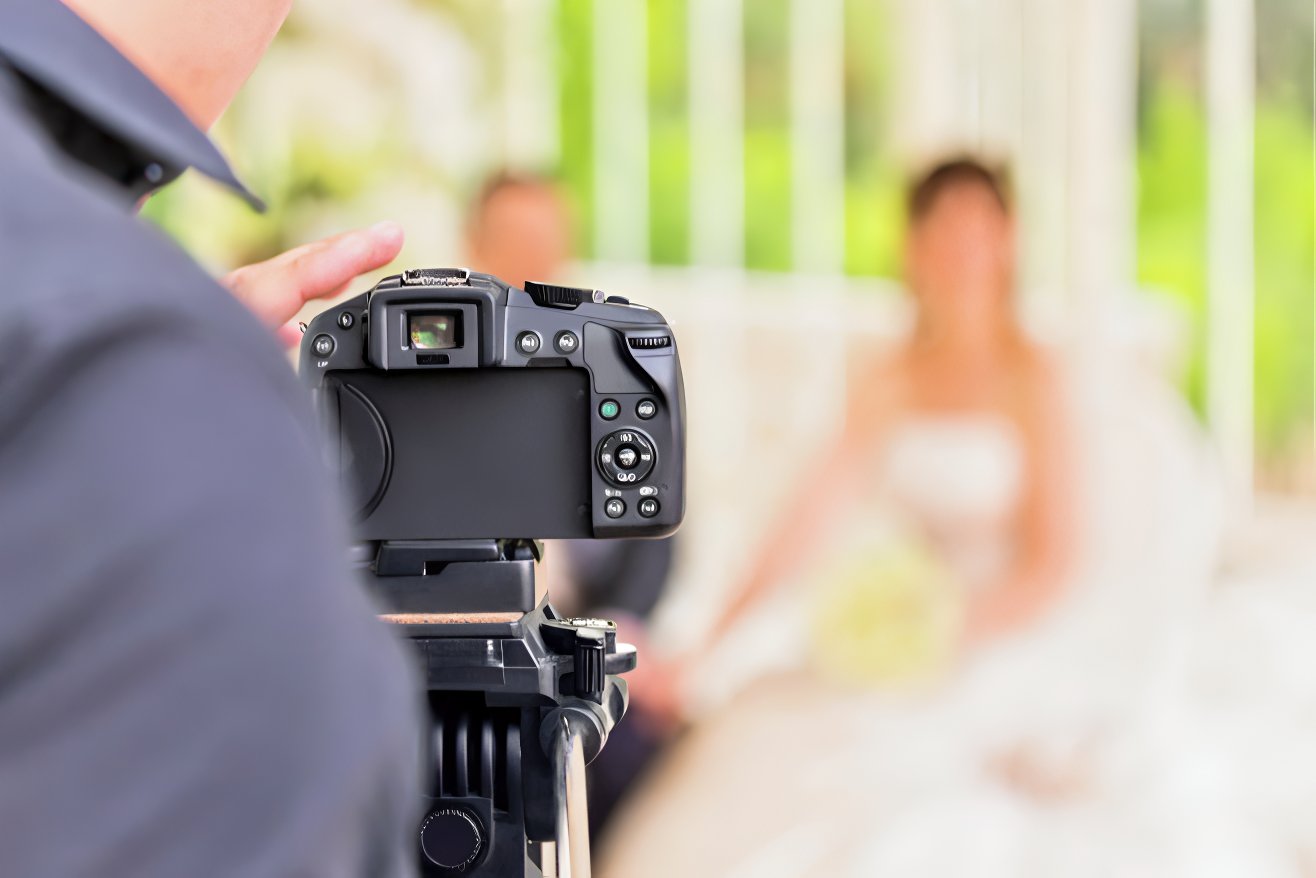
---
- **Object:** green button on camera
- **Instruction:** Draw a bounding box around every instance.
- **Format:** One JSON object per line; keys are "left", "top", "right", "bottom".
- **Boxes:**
{"left": 599, "top": 400, "right": 620, "bottom": 420}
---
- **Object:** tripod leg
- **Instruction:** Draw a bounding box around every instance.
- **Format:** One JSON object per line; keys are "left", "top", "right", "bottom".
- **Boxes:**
{"left": 551, "top": 714, "right": 593, "bottom": 878}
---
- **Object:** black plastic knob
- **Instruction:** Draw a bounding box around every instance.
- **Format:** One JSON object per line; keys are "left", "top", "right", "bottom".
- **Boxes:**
{"left": 574, "top": 627, "right": 607, "bottom": 703}
{"left": 420, "top": 807, "right": 483, "bottom": 872}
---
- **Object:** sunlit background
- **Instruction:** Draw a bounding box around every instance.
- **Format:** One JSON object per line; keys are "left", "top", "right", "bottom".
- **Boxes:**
{"left": 145, "top": 0, "right": 1315, "bottom": 873}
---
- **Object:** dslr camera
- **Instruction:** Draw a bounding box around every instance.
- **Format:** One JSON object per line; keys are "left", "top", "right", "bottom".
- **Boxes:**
{"left": 300, "top": 266, "right": 684, "bottom": 542}
{"left": 299, "top": 267, "right": 685, "bottom": 876}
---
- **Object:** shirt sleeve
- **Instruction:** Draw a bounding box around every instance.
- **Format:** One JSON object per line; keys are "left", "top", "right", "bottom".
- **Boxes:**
{"left": 0, "top": 325, "right": 422, "bottom": 878}
{"left": 571, "top": 538, "right": 676, "bottom": 622}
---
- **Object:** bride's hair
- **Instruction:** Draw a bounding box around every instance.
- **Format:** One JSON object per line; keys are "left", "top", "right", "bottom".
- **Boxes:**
{"left": 907, "top": 157, "right": 1012, "bottom": 222}
{"left": 904, "top": 157, "right": 1026, "bottom": 349}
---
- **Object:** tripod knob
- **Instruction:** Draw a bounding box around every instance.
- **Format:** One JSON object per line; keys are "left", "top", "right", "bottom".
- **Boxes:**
{"left": 541, "top": 616, "right": 617, "bottom": 704}
{"left": 573, "top": 626, "right": 606, "bottom": 702}
{"left": 420, "top": 807, "right": 484, "bottom": 872}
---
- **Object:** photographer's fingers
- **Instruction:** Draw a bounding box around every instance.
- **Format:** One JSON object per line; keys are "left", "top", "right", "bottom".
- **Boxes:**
{"left": 222, "top": 221, "right": 405, "bottom": 334}
{"left": 282, "top": 221, "right": 405, "bottom": 304}
{"left": 276, "top": 320, "right": 305, "bottom": 348}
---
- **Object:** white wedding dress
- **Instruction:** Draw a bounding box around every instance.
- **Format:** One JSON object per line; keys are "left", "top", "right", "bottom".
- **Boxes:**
{"left": 597, "top": 371, "right": 1304, "bottom": 877}
{"left": 877, "top": 412, "right": 1024, "bottom": 592}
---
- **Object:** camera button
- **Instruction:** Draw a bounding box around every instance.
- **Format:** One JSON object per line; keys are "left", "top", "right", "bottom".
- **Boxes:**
{"left": 515, "top": 331, "right": 541, "bottom": 355}
{"left": 638, "top": 498, "right": 660, "bottom": 518}
{"left": 599, "top": 399, "right": 620, "bottom": 420}
{"left": 604, "top": 498, "right": 626, "bottom": 519}
{"left": 336, "top": 311, "right": 355, "bottom": 329}
{"left": 636, "top": 398, "right": 657, "bottom": 420}
{"left": 311, "top": 334, "right": 335, "bottom": 358}
{"left": 554, "top": 331, "right": 579, "bottom": 354}
{"left": 616, "top": 446, "right": 639, "bottom": 469}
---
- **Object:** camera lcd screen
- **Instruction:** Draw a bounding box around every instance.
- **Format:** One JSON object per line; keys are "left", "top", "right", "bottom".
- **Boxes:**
{"left": 408, "top": 312, "right": 461, "bottom": 350}
{"left": 330, "top": 367, "right": 593, "bottom": 540}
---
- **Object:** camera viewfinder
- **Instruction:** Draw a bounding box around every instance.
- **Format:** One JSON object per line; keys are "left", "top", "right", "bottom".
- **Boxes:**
{"left": 408, "top": 312, "right": 462, "bottom": 350}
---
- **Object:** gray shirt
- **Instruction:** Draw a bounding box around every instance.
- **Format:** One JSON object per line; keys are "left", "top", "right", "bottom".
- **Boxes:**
{"left": 0, "top": 2, "right": 421, "bottom": 875}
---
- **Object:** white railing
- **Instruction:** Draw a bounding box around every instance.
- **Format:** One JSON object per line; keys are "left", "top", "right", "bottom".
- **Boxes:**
{"left": 592, "top": 0, "right": 650, "bottom": 263}
{"left": 1205, "top": 0, "right": 1256, "bottom": 512}
{"left": 497, "top": 0, "right": 1260, "bottom": 517}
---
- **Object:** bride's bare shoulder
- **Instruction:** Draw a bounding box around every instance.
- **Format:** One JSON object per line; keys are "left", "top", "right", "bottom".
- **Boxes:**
{"left": 1014, "top": 342, "right": 1067, "bottom": 397}
{"left": 847, "top": 346, "right": 911, "bottom": 428}
{"left": 1008, "top": 342, "right": 1073, "bottom": 434}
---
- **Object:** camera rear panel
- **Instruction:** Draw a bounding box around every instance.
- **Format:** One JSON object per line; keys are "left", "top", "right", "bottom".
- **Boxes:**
{"left": 301, "top": 269, "right": 685, "bottom": 542}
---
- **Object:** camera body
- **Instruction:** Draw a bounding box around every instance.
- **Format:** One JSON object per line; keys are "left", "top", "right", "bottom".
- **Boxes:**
{"left": 299, "top": 267, "right": 685, "bottom": 542}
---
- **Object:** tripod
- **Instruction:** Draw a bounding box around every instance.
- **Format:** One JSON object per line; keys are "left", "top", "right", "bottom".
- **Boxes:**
{"left": 359, "top": 538, "right": 634, "bottom": 877}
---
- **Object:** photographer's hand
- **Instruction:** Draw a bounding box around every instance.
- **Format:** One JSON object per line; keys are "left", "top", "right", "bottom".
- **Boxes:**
{"left": 222, "top": 222, "right": 405, "bottom": 346}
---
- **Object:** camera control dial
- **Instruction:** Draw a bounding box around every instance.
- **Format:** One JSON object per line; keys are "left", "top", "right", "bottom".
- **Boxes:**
{"left": 597, "top": 429, "right": 656, "bottom": 485}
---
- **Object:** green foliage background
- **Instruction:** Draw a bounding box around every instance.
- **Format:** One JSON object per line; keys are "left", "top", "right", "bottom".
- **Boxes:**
{"left": 1138, "top": 0, "right": 1313, "bottom": 485}
{"left": 146, "top": 0, "right": 1313, "bottom": 487}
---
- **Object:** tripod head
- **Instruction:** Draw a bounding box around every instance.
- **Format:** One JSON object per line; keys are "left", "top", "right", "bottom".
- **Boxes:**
{"left": 362, "top": 538, "right": 635, "bottom": 876}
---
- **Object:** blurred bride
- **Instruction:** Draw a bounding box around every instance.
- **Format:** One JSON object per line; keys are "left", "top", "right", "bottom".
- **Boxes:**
{"left": 596, "top": 160, "right": 1264, "bottom": 877}
{"left": 719, "top": 157, "right": 1075, "bottom": 665}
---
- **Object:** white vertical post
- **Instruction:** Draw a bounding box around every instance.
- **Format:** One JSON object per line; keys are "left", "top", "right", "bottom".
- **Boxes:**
{"left": 891, "top": 0, "right": 959, "bottom": 157}
{"left": 956, "top": 0, "right": 984, "bottom": 143}
{"left": 787, "top": 0, "right": 848, "bottom": 448}
{"left": 788, "top": 0, "right": 845, "bottom": 275}
{"left": 1065, "top": 0, "right": 1138, "bottom": 325}
{"left": 592, "top": 0, "right": 649, "bottom": 263}
{"left": 688, "top": 0, "right": 744, "bottom": 268}
{"left": 1016, "top": 0, "right": 1070, "bottom": 308}
{"left": 1205, "top": 0, "right": 1256, "bottom": 511}
{"left": 975, "top": 0, "right": 1025, "bottom": 158}
{"left": 686, "top": 0, "right": 748, "bottom": 626}
{"left": 501, "top": 0, "right": 559, "bottom": 170}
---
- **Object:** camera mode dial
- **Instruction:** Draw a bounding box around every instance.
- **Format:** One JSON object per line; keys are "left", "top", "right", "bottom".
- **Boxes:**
{"left": 597, "top": 429, "right": 656, "bottom": 486}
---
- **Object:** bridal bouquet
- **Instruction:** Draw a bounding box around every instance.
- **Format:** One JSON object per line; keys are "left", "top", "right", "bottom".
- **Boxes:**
{"left": 809, "top": 533, "right": 963, "bottom": 686}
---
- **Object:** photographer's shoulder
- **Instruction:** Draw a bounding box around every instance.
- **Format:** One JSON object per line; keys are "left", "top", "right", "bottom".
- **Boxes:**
{"left": 0, "top": 129, "right": 300, "bottom": 438}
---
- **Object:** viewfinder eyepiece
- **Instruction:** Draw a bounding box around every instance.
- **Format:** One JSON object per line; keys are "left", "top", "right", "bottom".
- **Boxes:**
{"left": 408, "top": 312, "right": 461, "bottom": 350}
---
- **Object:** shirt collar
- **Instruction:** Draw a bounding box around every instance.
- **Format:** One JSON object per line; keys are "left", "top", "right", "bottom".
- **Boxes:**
{"left": 0, "top": 0, "right": 263, "bottom": 210}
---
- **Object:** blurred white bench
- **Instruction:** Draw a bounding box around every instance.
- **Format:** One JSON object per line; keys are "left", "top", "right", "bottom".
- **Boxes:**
{"left": 574, "top": 263, "right": 1215, "bottom": 659}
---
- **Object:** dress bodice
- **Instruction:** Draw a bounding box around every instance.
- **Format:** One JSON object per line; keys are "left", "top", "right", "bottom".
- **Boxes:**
{"left": 872, "top": 412, "right": 1026, "bottom": 591}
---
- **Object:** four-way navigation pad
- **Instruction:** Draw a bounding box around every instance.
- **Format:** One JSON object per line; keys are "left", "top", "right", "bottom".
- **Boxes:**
{"left": 597, "top": 430, "right": 657, "bottom": 486}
